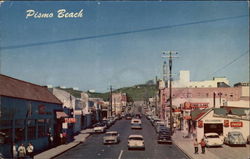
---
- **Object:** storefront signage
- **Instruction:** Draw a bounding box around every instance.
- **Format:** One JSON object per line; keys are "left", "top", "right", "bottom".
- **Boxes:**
{"left": 198, "top": 120, "right": 203, "bottom": 128}
{"left": 230, "top": 122, "right": 243, "bottom": 127}
{"left": 204, "top": 119, "right": 222, "bottom": 123}
{"left": 224, "top": 120, "right": 229, "bottom": 127}
{"left": 38, "top": 105, "right": 46, "bottom": 114}
{"left": 184, "top": 116, "right": 191, "bottom": 120}
{"left": 64, "top": 118, "right": 76, "bottom": 123}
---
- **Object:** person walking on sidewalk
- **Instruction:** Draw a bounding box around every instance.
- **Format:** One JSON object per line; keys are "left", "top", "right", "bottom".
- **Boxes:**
{"left": 200, "top": 138, "right": 206, "bottom": 154}
{"left": 18, "top": 143, "right": 26, "bottom": 159}
{"left": 12, "top": 143, "right": 18, "bottom": 158}
{"left": 193, "top": 138, "right": 199, "bottom": 154}
{"left": 26, "top": 143, "right": 34, "bottom": 159}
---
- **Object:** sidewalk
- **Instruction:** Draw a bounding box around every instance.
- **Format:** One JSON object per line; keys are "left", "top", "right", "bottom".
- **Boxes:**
{"left": 172, "top": 130, "right": 220, "bottom": 159}
{"left": 34, "top": 129, "right": 93, "bottom": 159}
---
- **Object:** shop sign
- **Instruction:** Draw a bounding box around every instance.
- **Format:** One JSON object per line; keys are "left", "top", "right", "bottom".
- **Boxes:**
{"left": 230, "top": 122, "right": 243, "bottom": 127}
{"left": 198, "top": 120, "right": 203, "bottom": 128}
{"left": 204, "top": 119, "right": 222, "bottom": 123}
{"left": 184, "top": 116, "right": 191, "bottom": 120}
{"left": 38, "top": 105, "right": 46, "bottom": 114}
{"left": 62, "top": 123, "right": 68, "bottom": 129}
{"left": 224, "top": 120, "right": 229, "bottom": 127}
{"left": 64, "top": 118, "right": 76, "bottom": 123}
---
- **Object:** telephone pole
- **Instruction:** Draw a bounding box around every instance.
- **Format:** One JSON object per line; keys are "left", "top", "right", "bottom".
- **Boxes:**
{"left": 110, "top": 85, "right": 113, "bottom": 117}
{"left": 162, "top": 51, "right": 178, "bottom": 135}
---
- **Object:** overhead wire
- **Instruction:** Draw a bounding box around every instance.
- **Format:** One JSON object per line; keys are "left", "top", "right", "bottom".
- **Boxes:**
{"left": 0, "top": 14, "right": 248, "bottom": 50}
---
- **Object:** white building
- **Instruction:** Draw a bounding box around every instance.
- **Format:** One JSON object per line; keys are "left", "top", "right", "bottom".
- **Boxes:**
{"left": 171, "top": 70, "right": 229, "bottom": 88}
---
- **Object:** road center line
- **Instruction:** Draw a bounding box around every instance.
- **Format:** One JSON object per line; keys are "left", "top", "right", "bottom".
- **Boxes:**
{"left": 118, "top": 150, "right": 123, "bottom": 159}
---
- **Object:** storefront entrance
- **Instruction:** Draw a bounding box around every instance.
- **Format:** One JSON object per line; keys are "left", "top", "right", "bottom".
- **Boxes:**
{"left": 204, "top": 123, "right": 223, "bottom": 135}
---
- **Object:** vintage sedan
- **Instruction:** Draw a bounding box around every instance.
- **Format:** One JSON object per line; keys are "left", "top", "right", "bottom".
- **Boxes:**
{"left": 93, "top": 123, "right": 106, "bottom": 133}
{"left": 103, "top": 131, "right": 120, "bottom": 144}
{"left": 224, "top": 131, "right": 246, "bottom": 146}
{"left": 204, "top": 133, "right": 223, "bottom": 147}
{"left": 157, "top": 130, "right": 172, "bottom": 144}
{"left": 127, "top": 135, "right": 145, "bottom": 150}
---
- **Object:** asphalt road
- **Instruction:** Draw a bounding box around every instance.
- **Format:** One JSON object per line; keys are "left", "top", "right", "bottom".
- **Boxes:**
{"left": 55, "top": 115, "right": 188, "bottom": 159}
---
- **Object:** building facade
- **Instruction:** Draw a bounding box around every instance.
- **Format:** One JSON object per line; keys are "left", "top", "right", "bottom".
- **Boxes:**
{"left": 0, "top": 74, "right": 63, "bottom": 158}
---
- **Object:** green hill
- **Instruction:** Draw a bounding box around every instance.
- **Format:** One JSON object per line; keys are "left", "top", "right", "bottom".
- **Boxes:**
{"left": 56, "top": 84, "right": 158, "bottom": 101}
{"left": 88, "top": 84, "right": 158, "bottom": 101}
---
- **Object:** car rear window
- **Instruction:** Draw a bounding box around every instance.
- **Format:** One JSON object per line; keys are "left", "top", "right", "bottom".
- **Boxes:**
{"left": 129, "top": 137, "right": 143, "bottom": 140}
{"left": 207, "top": 135, "right": 219, "bottom": 138}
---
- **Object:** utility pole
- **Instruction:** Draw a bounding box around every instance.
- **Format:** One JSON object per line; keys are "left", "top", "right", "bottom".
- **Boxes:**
{"left": 110, "top": 85, "right": 113, "bottom": 117}
{"left": 162, "top": 51, "right": 178, "bottom": 135}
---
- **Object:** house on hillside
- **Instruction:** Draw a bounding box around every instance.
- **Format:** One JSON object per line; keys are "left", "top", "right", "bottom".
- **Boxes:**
{"left": 0, "top": 74, "right": 64, "bottom": 158}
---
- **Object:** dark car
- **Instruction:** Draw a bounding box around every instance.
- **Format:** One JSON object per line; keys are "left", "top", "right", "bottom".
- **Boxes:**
{"left": 157, "top": 130, "right": 172, "bottom": 144}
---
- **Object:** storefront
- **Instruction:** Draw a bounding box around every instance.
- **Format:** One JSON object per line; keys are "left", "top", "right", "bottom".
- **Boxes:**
{"left": 194, "top": 108, "right": 249, "bottom": 142}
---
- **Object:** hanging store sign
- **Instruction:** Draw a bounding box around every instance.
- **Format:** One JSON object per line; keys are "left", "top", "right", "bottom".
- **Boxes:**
{"left": 64, "top": 118, "right": 76, "bottom": 123}
{"left": 230, "top": 122, "right": 243, "bottom": 127}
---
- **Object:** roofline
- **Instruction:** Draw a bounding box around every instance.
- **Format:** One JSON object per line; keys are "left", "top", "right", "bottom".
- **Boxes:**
{"left": 0, "top": 74, "right": 48, "bottom": 89}
{"left": 0, "top": 95, "right": 63, "bottom": 105}
{"left": 195, "top": 108, "right": 213, "bottom": 121}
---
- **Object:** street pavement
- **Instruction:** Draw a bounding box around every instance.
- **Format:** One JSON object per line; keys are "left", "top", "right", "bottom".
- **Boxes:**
{"left": 55, "top": 116, "right": 188, "bottom": 159}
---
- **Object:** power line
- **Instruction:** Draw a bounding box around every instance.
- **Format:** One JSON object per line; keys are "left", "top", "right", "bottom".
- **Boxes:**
{"left": 1, "top": 14, "right": 247, "bottom": 50}
{"left": 207, "top": 50, "right": 249, "bottom": 79}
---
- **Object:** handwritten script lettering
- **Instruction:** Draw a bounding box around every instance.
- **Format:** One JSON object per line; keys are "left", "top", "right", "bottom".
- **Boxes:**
{"left": 26, "top": 9, "right": 84, "bottom": 19}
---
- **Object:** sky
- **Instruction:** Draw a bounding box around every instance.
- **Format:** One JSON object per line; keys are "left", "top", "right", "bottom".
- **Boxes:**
{"left": 0, "top": 1, "right": 249, "bottom": 92}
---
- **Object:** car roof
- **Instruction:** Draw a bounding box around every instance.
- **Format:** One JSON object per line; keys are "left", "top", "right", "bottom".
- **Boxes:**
{"left": 204, "top": 133, "right": 219, "bottom": 136}
{"left": 229, "top": 131, "right": 242, "bottom": 134}
{"left": 128, "top": 135, "right": 143, "bottom": 138}
{"left": 106, "top": 131, "right": 118, "bottom": 134}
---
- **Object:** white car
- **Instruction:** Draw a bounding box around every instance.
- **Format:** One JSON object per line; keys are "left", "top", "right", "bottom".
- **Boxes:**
{"left": 128, "top": 135, "right": 145, "bottom": 150}
{"left": 131, "top": 118, "right": 142, "bottom": 129}
{"left": 204, "top": 133, "right": 223, "bottom": 147}
{"left": 103, "top": 131, "right": 120, "bottom": 144}
{"left": 224, "top": 131, "right": 246, "bottom": 146}
{"left": 93, "top": 123, "right": 106, "bottom": 133}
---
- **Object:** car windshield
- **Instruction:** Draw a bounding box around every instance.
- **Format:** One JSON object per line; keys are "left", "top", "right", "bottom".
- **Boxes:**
{"left": 232, "top": 133, "right": 241, "bottom": 137}
{"left": 105, "top": 133, "right": 117, "bottom": 137}
{"left": 129, "top": 137, "right": 143, "bottom": 140}
{"left": 207, "top": 135, "right": 219, "bottom": 138}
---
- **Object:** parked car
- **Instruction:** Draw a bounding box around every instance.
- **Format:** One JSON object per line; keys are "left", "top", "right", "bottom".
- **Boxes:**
{"left": 154, "top": 121, "right": 165, "bottom": 131}
{"left": 93, "top": 123, "right": 106, "bottom": 133}
{"left": 103, "top": 131, "right": 120, "bottom": 144}
{"left": 131, "top": 118, "right": 142, "bottom": 129}
{"left": 204, "top": 133, "right": 223, "bottom": 147}
{"left": 157, "top": 130, "right": 172, "bottom": 144}
{"left": 128, "top": 135, "right": 145, "bottom": 150}
{"left": 224, "top": 131, "right": 246, "bottom": 146}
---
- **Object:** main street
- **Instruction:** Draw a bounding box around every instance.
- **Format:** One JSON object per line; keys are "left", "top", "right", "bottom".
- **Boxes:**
{"left": 55, "top": 107, "right": 188, "bottom": 159}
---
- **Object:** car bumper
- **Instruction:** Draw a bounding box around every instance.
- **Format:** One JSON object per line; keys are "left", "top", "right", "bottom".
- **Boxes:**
{"left": 157, "top": 139, "right": 172, "bottom": 144}
{"left": 128, "top": 145, "right": 145, "bottom": 149}
{"left": 103, "top": 140, "right": 117, "bottom": 144}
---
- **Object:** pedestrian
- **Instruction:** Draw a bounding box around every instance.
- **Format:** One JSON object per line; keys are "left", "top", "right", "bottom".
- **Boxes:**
{"left": 17, "top": 143, "right": 26, "bottom": 159}
{"left": 193, "top": 138, "right": 199, "bottom": 154}
{"left": 200, "top": 138, "right": 206, "bottom": 154}
{"left": 48, "top": 132, "right": 54, "bottom": 147}
{"left": 26, "top": 143, "right": 34, "bottom": 159}
{"left": 60, "top": 132, "right": 63, "bottom": 145}
{"left": 12, "top": 143, "right": 18, "bottom": 158}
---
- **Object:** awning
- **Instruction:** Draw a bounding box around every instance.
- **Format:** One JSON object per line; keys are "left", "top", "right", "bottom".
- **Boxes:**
{"left": 56, "top": 111, "right": 68, "bottom": 119}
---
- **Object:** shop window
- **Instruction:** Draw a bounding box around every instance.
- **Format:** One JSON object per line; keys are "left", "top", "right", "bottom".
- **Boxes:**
{"left": 27, "top": 119, "right": 36, "bottom": 140}
{"left": 15, "top": 128, "right": 25, "bottom": 142}
{"left": 38, "top": 119, "right": 46, "bottom": 138}
{"left": 206, "top": 93, "right": 209, "bottom": 97}
{"left": 0, "top": 129, "right": 12, "bottom": 144}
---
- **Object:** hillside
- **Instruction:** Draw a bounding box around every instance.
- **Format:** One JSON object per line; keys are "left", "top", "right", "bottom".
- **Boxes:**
{"left": 89, "top": 84, "right": 158, "bottom": 101}
{"left": 56, "top": 84, "right": 158, "bottom": 101}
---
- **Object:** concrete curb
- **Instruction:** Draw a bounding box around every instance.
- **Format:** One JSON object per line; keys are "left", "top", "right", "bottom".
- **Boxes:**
{"left": 51, "top": 134, "right": 91, "bottom": 159}
{"left": 34, "top": 133, "right": 91, "bottom": 159}
{"left": 173, "top": 141, "right": 193, "bottom": 159}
